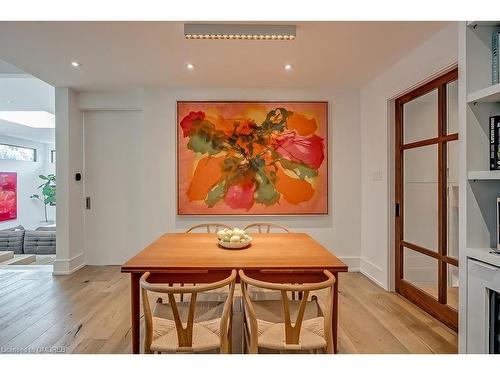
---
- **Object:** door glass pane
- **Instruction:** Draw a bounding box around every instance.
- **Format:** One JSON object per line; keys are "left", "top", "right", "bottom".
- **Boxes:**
{"left": 447, "top": 80, "right": 458, "bottom": 135}
{"left": 403, "top": 247, "right": 438, "bottom": 300}
{"left": 447, "top": 140, "right": 459, "bottom": 258}
{"left": 447, "top": 263, "right": 459, "bottom": 310}
{"left": 404, "top": 144, "right": 438, "bottom": 251}
{"left": 403, "top": 89, "right": 438, "bottom": 144}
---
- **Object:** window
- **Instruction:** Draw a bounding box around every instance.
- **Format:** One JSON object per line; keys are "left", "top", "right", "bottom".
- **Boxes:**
{"left": 50, "top": 150, "right": 56, "bottom": 163}
{"left": 0, "top": 143, "right": 37, "bottom": 162}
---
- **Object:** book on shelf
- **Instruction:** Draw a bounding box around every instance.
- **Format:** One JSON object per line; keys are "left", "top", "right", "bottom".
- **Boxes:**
{"left": 494, "top": 31, "right": 500, "bottom": 85}
{"left": 490, "top": 115, "right": 500, "bottom": 170}
{"left": 497, "top": 197, "right": 500, "bottom": 251}
{"left": 497, "top": 116, "right": 500, "bottom": 170}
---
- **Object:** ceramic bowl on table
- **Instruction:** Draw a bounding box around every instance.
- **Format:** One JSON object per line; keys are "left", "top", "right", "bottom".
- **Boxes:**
{"left": 217, "top": 228, "right": 252, "bottom": 249}
{"left": 218, "top": 236, "right": 252, "bottom": 249}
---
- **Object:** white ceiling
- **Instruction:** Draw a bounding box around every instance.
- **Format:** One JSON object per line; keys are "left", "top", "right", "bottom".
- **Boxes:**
{"left": 0, "top": 76, "right": 54, "bottom": 112}
{"left": 0, "top": 58, "right": 25, "bottom": 75}
{"left": 0, "top": 119, "right": 55, "bottom": 144}
{"left": 0, "top": 21, "right": 451, "bottom": 91}
{"left": 0, "top": 75, "right": 55, "bottom": 144}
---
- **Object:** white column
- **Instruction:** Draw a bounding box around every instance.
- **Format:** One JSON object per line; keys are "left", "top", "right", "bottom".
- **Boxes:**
{"left": 53, "top": 88, "right": 85, "bottom": 275}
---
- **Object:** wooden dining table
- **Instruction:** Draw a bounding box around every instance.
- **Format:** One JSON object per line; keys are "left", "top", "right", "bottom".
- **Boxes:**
{"left": 121, "top": 232, "right": 348, "bottom": 354}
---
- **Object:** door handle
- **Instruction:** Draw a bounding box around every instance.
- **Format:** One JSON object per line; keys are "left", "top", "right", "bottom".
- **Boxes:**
{"left": 86, "top": 196, "right": 91, "bottom": 210}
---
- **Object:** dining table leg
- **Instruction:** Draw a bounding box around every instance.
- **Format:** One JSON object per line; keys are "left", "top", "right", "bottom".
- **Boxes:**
{"left": 130, "top": 272, "right": 141, "bottom": 354}
{"left": 333, "top": 272, "right": 339, "bottom": 354}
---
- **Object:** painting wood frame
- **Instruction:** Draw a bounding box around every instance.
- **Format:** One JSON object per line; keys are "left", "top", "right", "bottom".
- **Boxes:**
{"left": 177, "top": 101, "right": 329, "bottom": 216}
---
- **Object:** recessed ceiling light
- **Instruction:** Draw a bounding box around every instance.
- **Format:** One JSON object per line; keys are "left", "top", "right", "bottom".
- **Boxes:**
{"left": 71, "top": 61, "right": 81, "bottom": 68}
{"left": 0, "top": 111, "right": 55, "bottom": 128}
{"left": 186, "top": 63, "right": 195, "bottom": 70}
{"left": 284, "top": 64, "right": 293, "bottom": 71}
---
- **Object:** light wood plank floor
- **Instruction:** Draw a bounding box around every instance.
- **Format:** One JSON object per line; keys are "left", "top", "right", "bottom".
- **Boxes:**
{"left": 33, "top": 255, "right": 56, "bottom": 266}
{"left": 0, "top": 266, "right": 457, "bottom": 354}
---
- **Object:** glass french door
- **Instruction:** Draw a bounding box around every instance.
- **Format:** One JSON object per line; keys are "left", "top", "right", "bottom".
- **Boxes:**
{"left": 395, "top": 68, "right": 458, "bottom": 330}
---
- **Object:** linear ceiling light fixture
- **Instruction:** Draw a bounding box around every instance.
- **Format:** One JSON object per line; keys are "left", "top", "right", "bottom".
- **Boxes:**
{"left": 184, "top": 24, "right": 296, "bottom": 40}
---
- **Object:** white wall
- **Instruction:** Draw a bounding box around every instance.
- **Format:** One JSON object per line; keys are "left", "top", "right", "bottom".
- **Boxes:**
{"left": 78, "top": 87, "right": 362, "bottom": 268}
{"left": 360, "top": 23, "right": 459, "bottom": 289}
{"left": 0, "top": 135, "right": 55, "bottom": 230}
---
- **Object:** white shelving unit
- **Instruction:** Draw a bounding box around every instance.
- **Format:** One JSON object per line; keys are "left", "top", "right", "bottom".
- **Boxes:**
{"left": 468, "top": 83, "right": 500, "bottom": 103}
{"left": 468, "top": 170, "right": 500, "bottom": 180}
{"left": 459, "top": 21, "right": 500, "bottom": 353}
{"left": 467, "top": 21, "right": 500, "bottom": 28}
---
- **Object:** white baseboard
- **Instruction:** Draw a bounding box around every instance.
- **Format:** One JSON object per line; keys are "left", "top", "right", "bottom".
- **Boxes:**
{"left": 53, "top": 252, "right": 86, "bottom": 275}
{"left": 360, "top": 258, "right": 386, "bottom": 289}
{"left": 339, "top": 256, "right": 360, "bottom": 272}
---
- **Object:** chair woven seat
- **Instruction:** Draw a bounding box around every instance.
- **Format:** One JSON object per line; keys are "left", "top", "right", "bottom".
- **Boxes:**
{"left": 256, "top": 317, "right": 326, "bottom": 350}
{"left": 151, "top": 317, "right": 222, "bottom": 353}
{"left": 150, "top": 299, "right": 226, "bottom": 352}
{"left": 239, "top": 269, "right": 336, "bottom": 354}
{"left": 140, "top": 270, "right": 236, "bottom": 354}
{"left": 248, "top": 299, "right": 327, "bottom": 350}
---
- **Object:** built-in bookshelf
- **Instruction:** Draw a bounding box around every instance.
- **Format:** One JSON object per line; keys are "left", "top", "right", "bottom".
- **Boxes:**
{"left": 468, "top": 170, "right": 500, "bottom": 180}
{"left": 468, "top": 83, "right": 500, "bottom": 103}
{"left": 459, "top": 21, "right": 500, "bottom": 353}
{"left": 467, "top": 21, "right": 500, "bottom": 28}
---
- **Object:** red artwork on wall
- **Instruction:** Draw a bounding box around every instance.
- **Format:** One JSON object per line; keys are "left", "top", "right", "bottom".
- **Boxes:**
{"left": 0, "top": 172, "right": 17, "bottom": 222}
{"left": 177, "top": 101, "right": 328, "bottom": 215}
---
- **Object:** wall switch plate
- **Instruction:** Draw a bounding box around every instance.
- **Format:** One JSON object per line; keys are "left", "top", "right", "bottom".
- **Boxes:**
{"left": 372, "top": 170, "right": 383, "bottom": 181}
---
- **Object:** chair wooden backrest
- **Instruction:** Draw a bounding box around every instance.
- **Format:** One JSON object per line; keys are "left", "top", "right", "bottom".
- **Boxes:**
{"left": 239, "top": 269, "right": 336, "bottom": 353}
{"left": 140, "top": 269, "right": 236, "bottom": 353}
{"left": 243, "top": 223, "right": 290, "bottom": 233}
{"left": 186, "top": 223, "right": 231, "bottom": 233}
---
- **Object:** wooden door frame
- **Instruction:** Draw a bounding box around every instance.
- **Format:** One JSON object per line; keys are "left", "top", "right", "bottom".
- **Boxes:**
{"left": 395, "top": 68, "right": 458, "bottom": 330}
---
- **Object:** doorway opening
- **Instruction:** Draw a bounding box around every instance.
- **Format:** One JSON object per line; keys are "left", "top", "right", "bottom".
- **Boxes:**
{"left": 0, "top": 62, "right": 56, "bottom": 268}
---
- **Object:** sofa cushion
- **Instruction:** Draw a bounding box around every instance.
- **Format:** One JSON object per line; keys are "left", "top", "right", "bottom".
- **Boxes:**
{"left": 0, "top": 228, "right": 25, "bottom": 254}
{"left": 23, "top": 230, "right": 56, "bottom": 255}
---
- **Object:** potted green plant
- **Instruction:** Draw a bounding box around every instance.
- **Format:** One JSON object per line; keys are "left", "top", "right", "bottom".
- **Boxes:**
{"left": 30, "top": 174, "right": 56, "bottom": 223}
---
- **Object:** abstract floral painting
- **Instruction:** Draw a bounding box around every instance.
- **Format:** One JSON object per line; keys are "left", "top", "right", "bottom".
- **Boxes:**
{"left": 0, "top": 172, "right": 17, "bottom": 221}
{"left": 177, "top": 101, "right": 328, "bottom": 215}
